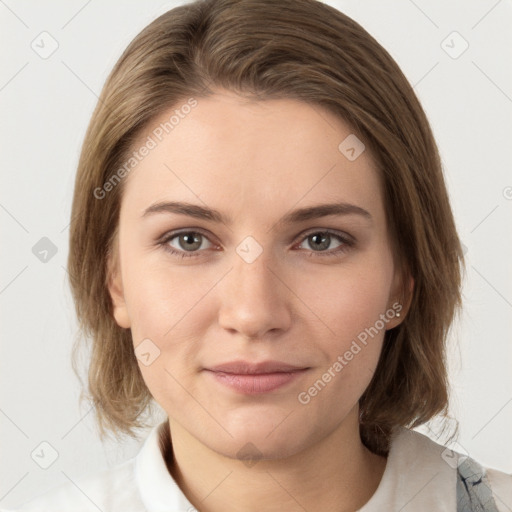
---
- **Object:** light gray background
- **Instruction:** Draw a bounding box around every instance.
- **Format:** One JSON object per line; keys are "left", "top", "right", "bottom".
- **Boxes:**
{"left": 1, "top": 0, "right": 511, "bottom": 507}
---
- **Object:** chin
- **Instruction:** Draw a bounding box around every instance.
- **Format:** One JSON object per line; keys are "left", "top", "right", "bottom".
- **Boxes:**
{"left": 228, "top": 436, "right": 307, "bottom": 463}
{"left": 202, "top": 422, "right": 314, "bottom": 462}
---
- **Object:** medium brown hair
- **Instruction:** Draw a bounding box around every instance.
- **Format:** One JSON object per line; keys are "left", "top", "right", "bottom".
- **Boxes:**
{"left": 68, "top": 0, "right": 465, "bottom": 455}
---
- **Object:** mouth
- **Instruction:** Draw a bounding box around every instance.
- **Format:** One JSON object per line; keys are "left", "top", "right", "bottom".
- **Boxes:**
{"left": 203, "top": 360, "right": 310, "bottom": 394}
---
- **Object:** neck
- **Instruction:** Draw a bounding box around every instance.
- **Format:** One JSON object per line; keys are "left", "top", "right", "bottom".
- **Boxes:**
{"left": 162, "top": 405, "right": 387, "bottom": 512}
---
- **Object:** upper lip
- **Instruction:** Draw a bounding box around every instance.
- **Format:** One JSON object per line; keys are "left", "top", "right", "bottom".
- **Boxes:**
{"left": 205, "top": 360, "right": 309, "bottom": 374}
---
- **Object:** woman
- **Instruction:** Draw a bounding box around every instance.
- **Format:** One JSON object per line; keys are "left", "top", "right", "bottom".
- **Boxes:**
{"left": 4, "top": 0, "right": 510, "bottom": 510}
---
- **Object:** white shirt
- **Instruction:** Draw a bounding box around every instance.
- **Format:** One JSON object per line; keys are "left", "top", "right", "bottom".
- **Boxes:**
{"left": 3, "top": 422, "right": 511, "bottom": 512}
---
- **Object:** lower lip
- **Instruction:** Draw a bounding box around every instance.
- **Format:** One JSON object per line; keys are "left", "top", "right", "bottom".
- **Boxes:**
{"left": 205, "top": 369, "right": 309, "bottom": 394}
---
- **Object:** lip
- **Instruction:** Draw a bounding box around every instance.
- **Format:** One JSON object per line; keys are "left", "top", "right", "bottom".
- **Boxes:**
{"left": 203, "top": 360, "right": 310, "bottom": 394}
{"left": 206, "top": 360, "right": 308, "bottom": 374}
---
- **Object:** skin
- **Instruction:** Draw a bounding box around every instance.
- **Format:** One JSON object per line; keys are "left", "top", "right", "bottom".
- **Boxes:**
{"left": 108, "top": 89, "right": 413, "bottom": 512}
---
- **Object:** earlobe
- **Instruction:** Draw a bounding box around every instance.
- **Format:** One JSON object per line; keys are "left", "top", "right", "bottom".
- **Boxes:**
{"left": 401, "top": 275, "right": 415, "bottom": 315}
{"left": 106, "top": 249, "right": 131, "bottom": 329}
{"left": 386, "top": 273, "right": 415, "bottom": 330}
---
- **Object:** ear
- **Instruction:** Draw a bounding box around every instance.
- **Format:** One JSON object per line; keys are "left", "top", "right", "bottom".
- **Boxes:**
{"left": 106, "top": 239, "right": 131, "bottom": 329}
{"left": 385, "top": 268, "right": 414, "bottom": 330}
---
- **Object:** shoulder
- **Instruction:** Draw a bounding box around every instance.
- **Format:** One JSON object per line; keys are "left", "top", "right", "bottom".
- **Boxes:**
{"left": 394, "top": 427, "right": 512, "bottom": 512}
{"left": 456, "top": 455, "right": 512, "bottom": 512}
{"left": 361, "top": 426, "right": 511, "bottom": 512}
{"left": 0, "top": 458, "right": 146, "bottom": 512}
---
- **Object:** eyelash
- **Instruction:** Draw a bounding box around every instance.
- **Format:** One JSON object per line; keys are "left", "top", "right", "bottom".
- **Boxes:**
{"left": 157, "top": 229, "right": 355, "bottom": 259}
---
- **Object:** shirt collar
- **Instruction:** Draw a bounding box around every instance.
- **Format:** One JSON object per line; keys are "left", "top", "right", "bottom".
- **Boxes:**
{"left": 135, "top": 421, "right": 195, "bottom": 512}
{"left": 135, "top": 422, "right": 456, "bottom": 511}
{"left": 359, "top": 426, "right": 456, "bottom": 511}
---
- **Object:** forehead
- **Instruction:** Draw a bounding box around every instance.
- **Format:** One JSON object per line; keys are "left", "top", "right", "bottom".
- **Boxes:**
{"left": 121, "top": 91, "right": 383, "bottom": 223}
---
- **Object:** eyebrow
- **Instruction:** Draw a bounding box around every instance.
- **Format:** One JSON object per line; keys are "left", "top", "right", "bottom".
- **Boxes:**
{"left": 142, "top": 200, "right": 372, "bottom": 227}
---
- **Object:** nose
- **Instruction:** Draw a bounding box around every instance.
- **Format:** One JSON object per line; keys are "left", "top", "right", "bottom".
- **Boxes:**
{"left": 217, "top": 248, "right": 292, "bottom": 341}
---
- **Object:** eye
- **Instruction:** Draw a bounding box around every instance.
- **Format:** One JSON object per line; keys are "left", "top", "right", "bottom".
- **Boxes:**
{"left": 160, "top": 230, "right": 214, "bottom": 258}
{"left": 295, "top": 230, "right": 354, "bottom": 258}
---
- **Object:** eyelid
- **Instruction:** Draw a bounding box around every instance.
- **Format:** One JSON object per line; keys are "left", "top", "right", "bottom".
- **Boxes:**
{"left": 295, "top": 227, "right": 355, "bottom": 245}
{"left": 158, "top": 227, "right": 216, "bottom": 243}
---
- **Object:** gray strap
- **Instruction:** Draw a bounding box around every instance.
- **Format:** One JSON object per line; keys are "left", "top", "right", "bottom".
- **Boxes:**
{"left": 457, "top": 456, "right": 500, "bottom": 512}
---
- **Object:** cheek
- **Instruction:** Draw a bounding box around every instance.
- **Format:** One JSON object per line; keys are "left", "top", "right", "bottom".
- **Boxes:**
{"left": 300, "top": 260, "right": 394, "bottom": 339}
{"left": 296, "top": 269, "right": 390, "bottom": 412}
{"left": 121, "top": 256, "right": 215, "bottom": 402}
{"left": 121, "top": 252, "right": 212, "bottom": 341}
{"left": 293, "top": 253, "right": 394, "bottom": 394}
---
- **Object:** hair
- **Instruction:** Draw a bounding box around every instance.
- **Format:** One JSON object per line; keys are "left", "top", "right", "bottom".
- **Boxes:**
{"left": 68, "top": 0, "right": 465, "bottom": 456}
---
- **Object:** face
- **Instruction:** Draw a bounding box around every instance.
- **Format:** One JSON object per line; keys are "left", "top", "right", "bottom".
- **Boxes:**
{"left": 108, "top": 90, "right": 406, "bottom": 460}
